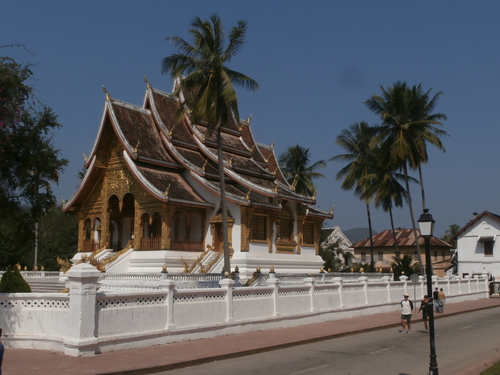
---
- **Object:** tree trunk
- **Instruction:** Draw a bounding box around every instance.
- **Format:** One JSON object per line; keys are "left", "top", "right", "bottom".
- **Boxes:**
{"left": 366, "top": 203, "right": 375, "bottom": 272}
{"left": 418, "top": 165, "right": 426, "bottom": 210}
{"left": 389, "top": 206, "right": 399, "bottom": 254}
{"left": 403, "top": 163, "right": 423, "bottom": 274}
{"left": 217, "top": 130, "right": 231, "bottom": 274}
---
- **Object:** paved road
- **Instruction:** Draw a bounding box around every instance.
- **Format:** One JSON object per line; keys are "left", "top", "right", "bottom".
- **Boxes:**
{"left": 158, "top": 307, "right": 500, "bottom": 375}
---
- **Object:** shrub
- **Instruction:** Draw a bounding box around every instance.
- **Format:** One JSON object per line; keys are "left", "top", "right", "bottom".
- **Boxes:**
{"left": 0, "top": 265, "right": 31, "bottom": 293}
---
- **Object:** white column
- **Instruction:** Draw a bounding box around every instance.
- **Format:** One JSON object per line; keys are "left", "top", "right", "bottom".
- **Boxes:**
{"left": 400, "top": 275, "right": 408, "bottom": 295}
{"left": 382, "top": 276, "right": 391, "bottom": 302}
{"left": 159, "top": 279, "right": 176, "bottom": 330}
{"left": 63, "top": 263, "right": 101, "bottom": 356}
{"left": 304, "top": 277, "right": 316, "bottom": 312}
{"left": 266, "top": 277, "right": 280, "bottom": 317}
{"left": 219, "top": 278, "right": 235, "bottom": 322}
{"left": 358, "top": 276, "right": 368, "bottom": 305}
{"left": 332, "top": 277, "right": 343, "bottom": 308}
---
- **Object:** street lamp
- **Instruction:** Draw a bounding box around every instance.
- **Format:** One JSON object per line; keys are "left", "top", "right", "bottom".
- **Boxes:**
{"left": 418, "top": 208, "right": 439, "bottom": 375}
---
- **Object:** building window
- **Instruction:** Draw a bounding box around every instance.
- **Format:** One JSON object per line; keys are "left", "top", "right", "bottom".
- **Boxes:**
{"left": 303, "top": 221, "right": 315, "bottom": 245}
{"left": 441, "top": 251, "right": 446, "bottom": 261}
{"left": 378, "top": 252, "right": 383, "bottom": 262}
{"left": 361, "top": 252, "right": 366, "bottom": 262}
{"left": 433, "top": 251, "right": 438, "bottom": 261}
{"left": 484, "top": 241, "right": 493, "bottom": 256}
{"left": 278, "top": 217, "right": 294, "bottom": 243}
{"left": 251, "top": 214, "right": 267, "bottom": 241}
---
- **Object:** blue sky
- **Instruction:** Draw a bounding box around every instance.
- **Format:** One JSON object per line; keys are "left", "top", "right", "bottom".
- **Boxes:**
{"left": 2, "top": 1, "right": 499, "bottom": 237}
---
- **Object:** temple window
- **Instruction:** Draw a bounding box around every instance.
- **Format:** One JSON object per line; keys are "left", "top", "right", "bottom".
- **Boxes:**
{"left": 278, "top": 217, "right": 294, "bottom": 243}
{"left": 171, "top": 210, "right": 204, "bottom": 251}
{"left": 250, "top": 214, "right": 267, "bottom": 241}
{"left": 302, "top": 221, "right": 315, "bottom": 245}
{"left": 141, "top": 213, "right": 161, "bottom": 250}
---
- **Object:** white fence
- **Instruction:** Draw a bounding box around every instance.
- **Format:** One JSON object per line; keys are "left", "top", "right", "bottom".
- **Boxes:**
{"left": 0, "top": 263, "right": 489, "bottom": 357}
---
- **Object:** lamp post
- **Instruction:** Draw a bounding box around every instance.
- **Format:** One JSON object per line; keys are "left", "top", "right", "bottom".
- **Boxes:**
{"left": 418, "top": 209, "right": 439, "bottom": 375}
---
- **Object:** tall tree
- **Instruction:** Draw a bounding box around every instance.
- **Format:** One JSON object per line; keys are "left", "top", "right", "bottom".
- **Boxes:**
{"left": 441, "top": 224, "right": 460, "bottom": 249}
{"left": 359, "top": 148, "right": 412, "bottom": 256}
{"left": 330, "top": 122, "right": 377, "bottom": 271}
{"left": 162, "top": 14, "right": 259, "bottom": 273}
{"left": 410, "top": 84, "right": 448, "bottom": 210}
{"left": 278, "top": 144, "right": 326, "bottom": 197}
{"left": 364, "top": 81, "right": 446, "bottom": 270}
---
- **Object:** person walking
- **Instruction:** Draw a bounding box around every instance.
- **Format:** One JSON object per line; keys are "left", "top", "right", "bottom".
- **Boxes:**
{"left": 419, "top": 295, "right": 430, "bottom": 333}
{"left": 433, "top": 287, "right": 439, "bottom": 312}
{"left": 437, "top": 288, "right": 446, "bottom": 313}
{"left": 400, "top": 293, "right": 413, "bottom": 334}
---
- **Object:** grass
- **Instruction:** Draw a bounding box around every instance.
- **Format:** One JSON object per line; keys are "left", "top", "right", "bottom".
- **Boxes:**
{"left": 480, "top": 360, "right": 500, "bottom": 375}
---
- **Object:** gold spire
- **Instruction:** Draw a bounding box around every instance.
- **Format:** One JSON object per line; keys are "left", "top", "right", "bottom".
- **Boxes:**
{"left": 228, "top": 154, "right": 233, "bottom": 166}
{"left": 144, "top": 75, "right": 151, "bottom": 89}
{"left": 102, "top": 85, "right": 110, "bottom": 101}
{"left": 201, "top": 159, "right": 208, "bottom": 172}
{"left": 270, "top": 140, "right": 275, "bottom": 150}
{"left": 329, "top": 205, "right": 335, "bottom": 215}
{"left": 168, "top": 123, "right": 176, "bottom": 136}
{"left": 83, "top": 153, "right": 87, "bottom": 163}
{"left": 245, "top": 189, "right": 252, "bottom": 200}
{"left": 132, "top": 140, "right": 140, "bottom": 153}
{"left": 164, "top": 183, "right": 171, "bottom": 197}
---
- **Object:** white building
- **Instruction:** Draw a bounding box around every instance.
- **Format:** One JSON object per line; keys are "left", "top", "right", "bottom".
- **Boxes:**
{"left": 454, "top": 211, "right": 500, "bottom": 279}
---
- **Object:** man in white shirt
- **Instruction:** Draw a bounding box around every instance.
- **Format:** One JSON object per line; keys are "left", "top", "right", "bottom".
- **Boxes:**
{"left": 400, "top": 293, "right": 414, "bottom": 334}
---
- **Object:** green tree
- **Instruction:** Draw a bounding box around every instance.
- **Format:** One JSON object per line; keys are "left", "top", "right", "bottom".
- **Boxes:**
{"left": 0, "top": 265, "right": 31, "bottom": 293}
{"left": 278, "top": 144, "right": 326, "bottom": 197}
{"left": 441, "top": 224, "right": 460, "bottom": 249}
{"left": 391, "top": 254, "right": 419, "bottom": 280}
{"left": 330, "top": 122, "right": 377, "bottom": 271}
{"left": 162, "top": 14, "right": 259, "bottom": 273}
{"left": 364, "top": 82, "right": 446, "bottom": 270}
{"left": 359, "top": 147, "right": 415, "bottom": 255}
{"left": 0, "top": 56, "right": 68, "bottom": 222}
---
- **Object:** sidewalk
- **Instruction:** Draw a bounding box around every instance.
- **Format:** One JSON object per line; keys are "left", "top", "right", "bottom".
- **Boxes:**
{"left": 4, "top": 297, "right": 500, "bottom": 375}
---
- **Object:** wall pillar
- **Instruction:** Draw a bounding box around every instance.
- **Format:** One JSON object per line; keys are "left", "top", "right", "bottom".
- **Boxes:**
{"left": 304, "top": 277, "right": 316, "bottom": 312}
{"left": 63, "top": 263, "right": 101, "bottom": 356}
{"left": 266, "top": 276, "right": 280, "bottom": 317}
{"left": 219, "top": 278, "right": 235, "bottom": 322}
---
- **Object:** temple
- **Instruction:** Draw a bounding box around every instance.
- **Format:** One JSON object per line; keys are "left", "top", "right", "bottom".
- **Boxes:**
{"left": 62, "top": 79, "right": 333, "bottom": 281}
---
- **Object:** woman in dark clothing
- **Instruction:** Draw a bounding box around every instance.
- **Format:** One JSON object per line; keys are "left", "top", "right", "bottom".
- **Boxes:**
{"left": 419, "top": 295, "right": 430, "bottom": 333}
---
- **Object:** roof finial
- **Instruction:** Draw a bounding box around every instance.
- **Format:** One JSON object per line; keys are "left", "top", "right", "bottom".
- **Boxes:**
{"left": 270, "top": 140, "right": 275, "bottom": 150}
{"left": 329, "top": 205, "right": 335, "bottom": 215}
{"left": 228, "top": 154, "right": 233, "bottom": 166}
{"left": 132, "top": 140, "right": 140, "bottom": 153}
{"left": 164, "top": 183, "right": 171, "bottom": 197}
{"left": 168, "top": 123, "right": 176, "bottom": 136}
{"left": 102, "top": 85, "right": 111, "bottom": 101}
{"left": 245, "top": 189, "right": 252, "bottom": 200}
{"left": 61, "top": 197, "right": 66, "bottom": 206}
{"left": 246, "top": 114, "right": 252, "bottom": 124}
{"left": 144, "top": 75, "right": 151, "bottom": 89}
{"left": 274, "top": 184, "right": 279, "bottom": 193}
{"left": 201, "top": 159, "right": 208, "bottom": 172}
{"left": 249, "top": 144, "right": 255, "bottom": 152}
{"left": 83, "top": 153, "right": 87, "bottom": 163}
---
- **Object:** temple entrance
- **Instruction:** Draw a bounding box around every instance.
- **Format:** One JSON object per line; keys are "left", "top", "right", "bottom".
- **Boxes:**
{"left": 107, "top": 193, "right": 135, "bottom": 251}
{"left": 209, "top": 208, "right": 234, "bottom": 257}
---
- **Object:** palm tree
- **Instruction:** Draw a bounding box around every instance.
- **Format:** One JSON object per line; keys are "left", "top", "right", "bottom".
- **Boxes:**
{"left": 330, "top": 121, "right": 377, "bottom": 271}
{"left": 364, "top": 81, "right": 447, "bottom": 270}
{"left": 391, "top": 254, "right": 418, "bottom": 280}
{"left": 442, "top": 224, "right": 460, "bottom": 249}
{"left": 411, "top": 84, "right": 448, "bottom": 210}
{"left": 162, "top": 14, "right": 259, "bottom": 273}
{"left": 359, "top": 148, "right": 412, "bottom": 256}
{"left": 278, "top": 144, "right": 326, "bottom": 197}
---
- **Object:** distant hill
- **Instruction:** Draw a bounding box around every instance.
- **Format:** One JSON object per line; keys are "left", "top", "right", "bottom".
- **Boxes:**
{"left": 343, "top": 228, "right": 378, "bottom": 245}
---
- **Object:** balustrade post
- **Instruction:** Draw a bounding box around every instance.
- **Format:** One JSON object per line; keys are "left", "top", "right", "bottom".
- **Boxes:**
{"left": 304, "top": 277, "right": 316, "bottom": 312}
{"left": 464, "top": 275, "right": 471, "bottom": 293}
{"left": 332, "top": 277, "right": 343, "bottom": 308}
{"left": 358, "top": 276, "right": 368, "bottom": 304}
{"left": 381, "top": 276, "right": 391, "bottom": 303}
{"left": 443, "top": 275, "right": 450, "bottom": 295}
{"left": 266, "top": 277, "right": 280, "bottom": 317}
{"left": 419, "top": 275, "right": 426, "bottom": 300}
{"left": 399, "top": 275, "right": 408, "bottom": 295}
{"left": 432, "top": 275, "right": 438, "bottom": 290}
{"left": 159, "top": 279, "right": 176, "bottom": 330}
{"left": 63, "top": 263, "right": 101, "bottom": 356}
{"left": 219, "top": 278, "right": 235, "bottom": 322}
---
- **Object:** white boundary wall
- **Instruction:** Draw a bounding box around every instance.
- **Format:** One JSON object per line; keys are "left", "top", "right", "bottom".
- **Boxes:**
{"left": 0, "top": 263, "right": 489, "bottom": 357}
